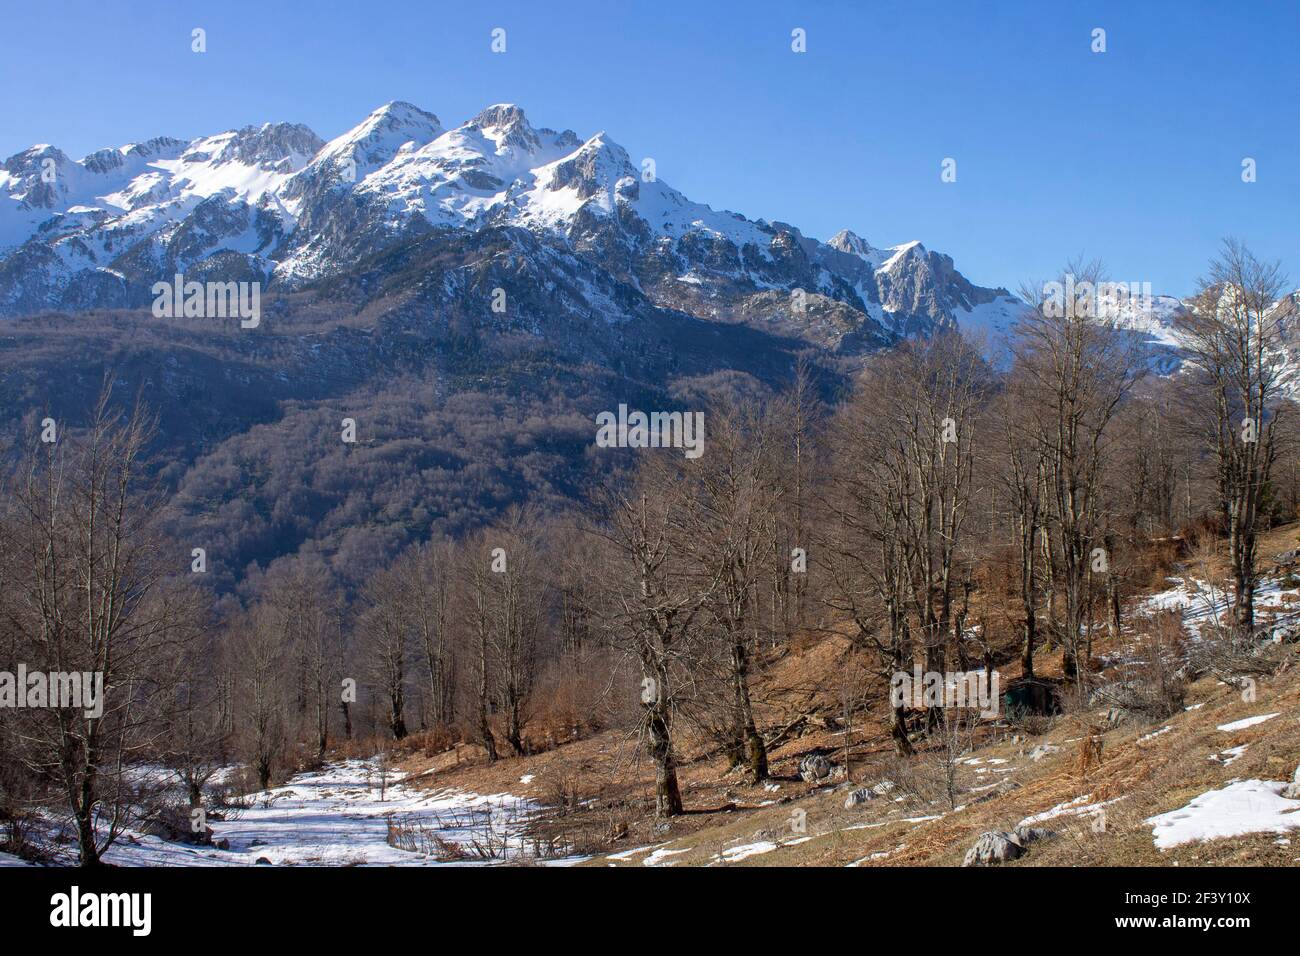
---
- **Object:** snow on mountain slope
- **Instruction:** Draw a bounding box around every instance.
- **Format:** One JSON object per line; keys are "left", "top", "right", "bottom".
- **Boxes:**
{"left": 0, "top": 122, "right": 323, "bottom": 314}
{"left": 0, "top": 101, "right": 1008, "bottom": 346}
{"left": 508, "top": 128, "right": 775, "bottom": 252}
{"left": 282, "top": 101, "right": 444, "bottom": 206}
{"left": 0, "top": 138, "right": 189, "bottom": 251}
{"left": 0, "top": 101, "right": 1077, "bottom": 356}
{"left": 1, "top": 124, "right": 316, "bottom": 248}
{"left": 354, "top": 104, "right": 581, "bottom": 227}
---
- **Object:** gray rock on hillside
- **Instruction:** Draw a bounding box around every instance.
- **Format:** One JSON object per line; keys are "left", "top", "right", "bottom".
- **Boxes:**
{"left": 1283, "top": 766, "right": 1300, "bottom": 800}
{"left": 1013, "top": 825, "right": 1057, "bottom": 847}
{"left": 843, "top": 788, "right": 874, "bottom": 808}
{"left": 963, "top": 831, "right": 1024, "bottom": 866}
{"left": 799, "top": 754, "right": 833, "bottom": 782}
{"left": 962, "top": 825, "right": 1058, "bottom": 866}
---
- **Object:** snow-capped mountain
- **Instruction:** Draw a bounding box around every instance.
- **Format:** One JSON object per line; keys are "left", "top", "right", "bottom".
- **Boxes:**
{"left": 0, "top": 101, "right": 1024, "bottom": 353}
{"left": 0, "top": 121, "right": 321, "bottom": 314}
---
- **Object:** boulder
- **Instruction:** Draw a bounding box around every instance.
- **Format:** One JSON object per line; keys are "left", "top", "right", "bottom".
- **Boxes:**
{"left": 799, "top": 754, "right": 833, "bottom": 783}
{"left": 962, "top": 831, "right": 1024, "bottom": 866}
{"left": 1012, "top": 825, "right": 1058, "bottom": 847}
{"left": 1283, "top": 766, "right": 1300, "bottom": 800}
{"left": 843, "top": 788, "right": 874, "bottom": 809}
{"left": 962, "top": 826, "right": 1058, "bottom": 866}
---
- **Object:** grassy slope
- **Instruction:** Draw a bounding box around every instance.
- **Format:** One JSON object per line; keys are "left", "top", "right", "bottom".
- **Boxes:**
{"left": 389, "top": 524, "right": 1300, "bottom": 867}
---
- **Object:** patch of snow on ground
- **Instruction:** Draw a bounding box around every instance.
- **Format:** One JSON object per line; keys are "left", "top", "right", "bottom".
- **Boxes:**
{"left": 1217, "top": 714, "right": 1280, "bottom": 732}
{"left": 77, "top": 759, "right": 575, "bottom": 867}
{"left": 1210, "top": 745, "right": 1250, "bottom": 766}
{"left": 606, "top": 844, "right": 656, "bottom": 861}
{"left": 718, "top": 841, "right": 777, "bottom": 862}
{"left": 1136, "top": 575, "right": 1300, "bottom": 644}
{"left": 642, "top": 846, "right": 692, "bottom": 866}
{"left": 1018, "top": 794, "right": 1126, "bottom": 828}
{"left": 847, "top": 843, "right": 908, "bottom": 866}
{"left": 1147, "top": 780, "right": 1300, "bottom": 850}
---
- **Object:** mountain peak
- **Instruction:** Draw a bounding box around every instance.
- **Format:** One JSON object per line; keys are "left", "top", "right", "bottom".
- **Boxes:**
{"left": 372, "top": 100, "right": 437, "bottom": 119}
{"left": 576, "top": 131, "right": 630, "bottom": 163}
{"left": 3, "top": 143, "right": 66, "bottom": 171}
{"left": 881, "top": 239, "right": 926, "bottom": 266}
{"left": 362, "top": 101, "right": 442, "bottom": 133}
{"left": 471, "top": 103, "right": 530, "bottom": 132}
{"left": 212, "top": 122, "right": 324, "bottom": 168}
{"left": 828, "top": 229, "right": 875, "bottom": 257}
{"left": 321, "top": 102, "right": 443, "bottom": 161}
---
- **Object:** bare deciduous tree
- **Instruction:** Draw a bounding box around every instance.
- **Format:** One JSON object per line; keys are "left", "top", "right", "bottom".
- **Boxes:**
{"left": 1, "top": 387, "right": 198, "bottom": 865}
{"left": 1177, "top": 239, "right": 1294, "bottom": 637}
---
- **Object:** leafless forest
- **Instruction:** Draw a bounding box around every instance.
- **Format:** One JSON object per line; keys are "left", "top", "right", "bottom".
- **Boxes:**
{"left": 2, "top": 241, "right": 1297, "bottom": 866}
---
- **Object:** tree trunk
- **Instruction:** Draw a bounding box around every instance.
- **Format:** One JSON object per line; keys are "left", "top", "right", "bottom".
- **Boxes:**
{"left": 889, "top": 704, "right": 914, "bottom": 756}
{"left": 74, "top": 764, "right": 101, "bottom": 866}
{"left": 647, "top": 702, "right": 684, "bottom": 817}
{"left": 477, "top": 656, "right": 498, "bottom": 764}
{"left": 730, "top": 637, "right": 767, "bottom": 781}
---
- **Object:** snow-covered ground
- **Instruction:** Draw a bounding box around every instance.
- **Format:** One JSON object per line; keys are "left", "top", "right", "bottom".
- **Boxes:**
{"left": 1217, "top": 713, "right": 1280, "bottom": 732}
{"left": 1128, "top": 571, "right": 1300, "bottom": 851}
{"left": 26, "top": 759, "right": 582, "bottom": 867}
{"left": 1147, "top": 780, "right": 1300, "bottom": 850}
{"left": 1134, "top": 574, "right": 1300, "bottom": 642}
{"left": 1018, "top": 794, "right": 1125, "bottom": 829}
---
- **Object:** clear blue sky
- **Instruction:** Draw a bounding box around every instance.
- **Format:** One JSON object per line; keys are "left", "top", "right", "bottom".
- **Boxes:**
{"left": 3, "top": 0, "right": 1296, "bottom": 295}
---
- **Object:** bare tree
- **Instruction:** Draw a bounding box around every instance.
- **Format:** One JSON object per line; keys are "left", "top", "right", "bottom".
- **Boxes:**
{"left": 358, "top": 564, "right": 410, "bottom": 740}
{"left": 260, "top": 555, "right": 344, "bottom": 757}
{"left": 675, "top": 401, "right": 789, "bottom": 781}
{"left": 482, "top": 511, "right": 547, "bottom": 756}
{"left": 1, "top": 387, "right": 198, "bottom": 864}
{"left": 460, "top": 533, "right": 500, "bottom": 762}
{"left": 596, "top": 462, "right": 717, "bottom": 817}
{"left": 232, "top": 603, "right": 290, "bottom": 790}
{"left": 1015, "top": 262, "right": 1142, "bottom": 683}
{"left": 160, "top": 623, "right": 226, "bottom": 809}
{"left": 767, "top": 357, "right": 823, "bottom": 640}
{"left": 823, "top": 332, "right": 989, "bottom": 747}
{"left": 406, "top": 538, "right": 458, "bottom": 731}
{"left": 995, "top": 383, "right": 1047, "bottom": 677}
{"left": 1176, "top": 239, "right": 1294, "bottom": 637}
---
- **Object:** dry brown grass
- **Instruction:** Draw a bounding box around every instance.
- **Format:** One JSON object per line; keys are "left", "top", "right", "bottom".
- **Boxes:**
{"left": 366, "top": 523, "right": 1300, "bottom": 868}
